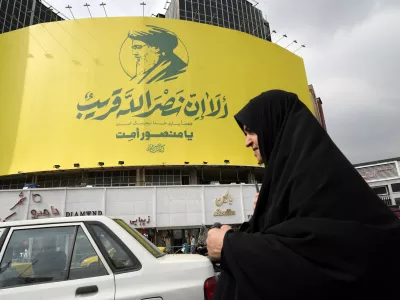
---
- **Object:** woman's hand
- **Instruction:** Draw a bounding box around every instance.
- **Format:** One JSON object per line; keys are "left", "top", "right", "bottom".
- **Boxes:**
{"left": 253, "top": 193, "right": 259, "bottom": 211}
{"left": 206, "top": 225, "right": 232, "bottom": 260}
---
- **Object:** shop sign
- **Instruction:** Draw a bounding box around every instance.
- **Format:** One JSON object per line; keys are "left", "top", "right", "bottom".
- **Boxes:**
{"left": 0, "top": 192, "right": 28, "bottom": 222}
{"left": 215, "top": 192, "right": 233, "bottom": 207}
{"left": 357, "top": 162, "right": 398, "bottom": 181}
{"left": 31, "top": 206, "right": 60, "bottom": 219}
{"left": 213, "top": 209, "right": 236, "bottom": 216}
{"left": 66, "top": 211, "right": 103, "bottom": 217}
{"left": 213, "top": 191, "right": 236, "bottom": 217}
{"left": 130, "top": 216, "right": 151, "bottom": 226}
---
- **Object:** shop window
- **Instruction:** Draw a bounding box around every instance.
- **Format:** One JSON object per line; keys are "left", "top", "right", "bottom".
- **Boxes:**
{"left": 182, "top": 176, "right": 190, "bottom": 185}
{"left": 391, "top": 183, "right": 400, "bottom": 193}
{"left": 396, "top": 198, "right": 400, "bottom": 205}
{"left": 371, "top": 186, "right": 388, "bottom": 195}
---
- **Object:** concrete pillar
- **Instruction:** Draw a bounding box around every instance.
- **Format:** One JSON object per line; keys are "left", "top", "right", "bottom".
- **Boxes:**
{"left": 189, "top": 168, "right": 198, "bottom": 185}
{"left": 136, "top": 168, "right": 142, "bottom": 186}
{"left": 81, "top": 172, "right": 88, "bottom": 186}
{"left": 247, "top": 171, "right": 255, "bottom": 184}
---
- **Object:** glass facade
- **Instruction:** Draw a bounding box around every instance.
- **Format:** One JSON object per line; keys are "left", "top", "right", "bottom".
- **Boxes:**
{"left": 144, "top": 168, "right": 190, "bottom": 186}
{"left": 0, "top": 166, "right": 264, "bottom": 189}
{"left": 165, "top": 0, "right": 271, "bottom": 41}
{"left": 0, "top": 0, "right": 64, "bottom": 34}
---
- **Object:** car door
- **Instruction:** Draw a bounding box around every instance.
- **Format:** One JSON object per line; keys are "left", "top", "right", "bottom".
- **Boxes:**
{"left": 0, "top": 222, "right": 115, "bottom": 300}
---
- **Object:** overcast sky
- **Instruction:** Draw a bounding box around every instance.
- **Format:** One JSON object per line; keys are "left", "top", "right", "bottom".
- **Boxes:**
{"left": 46, "top": 0, "right": 400, "bottom": 164}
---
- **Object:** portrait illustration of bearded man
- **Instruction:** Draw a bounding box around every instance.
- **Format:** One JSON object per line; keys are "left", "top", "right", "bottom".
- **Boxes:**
{"left": 126, "top": 25, "right": 188, "bottom": 84}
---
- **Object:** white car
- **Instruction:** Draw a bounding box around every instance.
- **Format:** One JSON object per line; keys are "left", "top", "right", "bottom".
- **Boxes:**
{"left": 0, "top": 216, "right": 216, "bottom": 300}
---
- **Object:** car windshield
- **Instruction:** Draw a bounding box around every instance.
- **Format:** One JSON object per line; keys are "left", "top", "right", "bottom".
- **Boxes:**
{"left": 113, "top": 219, "right": 165, "bottom": 258}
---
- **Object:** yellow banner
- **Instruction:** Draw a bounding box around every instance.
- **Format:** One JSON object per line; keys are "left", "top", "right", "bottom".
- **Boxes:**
{"left": 0, "top": 17, "right": 311, "bottom": 175}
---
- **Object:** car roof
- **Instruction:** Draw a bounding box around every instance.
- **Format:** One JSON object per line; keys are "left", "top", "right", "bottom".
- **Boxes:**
{"left": 0, "top": 216, "right": 113, "bottom": 228}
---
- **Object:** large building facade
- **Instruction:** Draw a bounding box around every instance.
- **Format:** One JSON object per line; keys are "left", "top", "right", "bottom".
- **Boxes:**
{"left": 0, "top": 0, "right": 64, "bottom": 34}
{"left": 165, "top": 0, "right": 271, "bottom": 41}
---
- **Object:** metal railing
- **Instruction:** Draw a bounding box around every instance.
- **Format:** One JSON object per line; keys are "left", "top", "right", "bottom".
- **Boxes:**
{"left": 378, "top": 195, "right": 392, "bottom": 206}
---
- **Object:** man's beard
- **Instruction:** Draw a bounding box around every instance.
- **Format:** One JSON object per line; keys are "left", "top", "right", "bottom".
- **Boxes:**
{"left": 136, "top": 53, "right": 160, "bottom": 75}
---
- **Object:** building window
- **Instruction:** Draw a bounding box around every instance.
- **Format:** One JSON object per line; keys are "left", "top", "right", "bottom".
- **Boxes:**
{"left": 87, "top": 170, "right": 136, "bottom": 187}
{"left": 0, "top": 175, "right": 34, "bottom": 190}
{"left": 144, "top": 168, "right": 188, "bottom": 186}
{"left": 37, "top": 173, "right": 85, "bottom": 188}
{"left": 395, "top": 198, "right": 400, "bottom": 205}
{"left": 199, "top": 167, "right": 251, "bottom": 184}
{"left": 391, "top": 183, "right": 400, "bottom": 193}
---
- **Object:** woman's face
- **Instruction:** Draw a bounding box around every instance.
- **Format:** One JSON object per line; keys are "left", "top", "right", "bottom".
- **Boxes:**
{"left": 244, "top": 126, "right": 263, "bottom": 164}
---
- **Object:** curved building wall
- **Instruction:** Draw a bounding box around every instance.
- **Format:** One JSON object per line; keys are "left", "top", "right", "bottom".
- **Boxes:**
{"left": 0, "top": 17, "right": 311, "bottom": 176}
{"left": 166, "top": 0, "right": 271, "bottom": 41}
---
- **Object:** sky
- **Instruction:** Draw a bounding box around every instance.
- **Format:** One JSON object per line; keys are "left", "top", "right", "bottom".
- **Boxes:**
{"left": 45, "top": 0, "right": 400, "bottom": 164}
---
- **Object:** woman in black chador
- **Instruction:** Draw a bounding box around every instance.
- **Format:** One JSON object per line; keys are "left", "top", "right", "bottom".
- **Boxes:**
{"left": 207, "top": 90, "right": 400, "bottom": 300}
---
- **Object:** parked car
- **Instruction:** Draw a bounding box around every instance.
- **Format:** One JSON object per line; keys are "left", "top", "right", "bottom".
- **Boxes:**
{"left": 0, "top": 216, "right": 217, "bottom": 300}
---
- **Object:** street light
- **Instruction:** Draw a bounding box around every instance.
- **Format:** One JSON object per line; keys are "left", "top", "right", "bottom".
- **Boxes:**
{"left": 275, "top": 34, "right": 287, "bottom": 44}
{"left": 100, "top": 2, "right": 108, "bottom": 17}
{"left": 285, "top": 40, "right": 297, "bottom": 49}
{"left": 140, "top": 2, "right": 146, "bottom": 17}
{"left": 293, "top": 44, "right": 306, "bottom": 54}
{"left": 65, "top": 5, "right": 75, "bottom": 19}
{"left": 83, "top": 3, "right": 92, "bottom": 18}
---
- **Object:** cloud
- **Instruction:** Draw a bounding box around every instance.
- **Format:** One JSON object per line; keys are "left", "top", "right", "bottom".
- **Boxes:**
{"left": 260, "top": 0, "right": 400, "bottom": 163}
{"left": 304, "top": 4, "right": 400, "bottom": 163}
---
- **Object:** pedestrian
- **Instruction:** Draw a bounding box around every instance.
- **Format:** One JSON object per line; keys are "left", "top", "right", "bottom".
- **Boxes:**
{"left": 190, "top": 235, "right": 196, "bottom": 253}
{"left": 206, "top": 90, "right": 400, "bottom": 300}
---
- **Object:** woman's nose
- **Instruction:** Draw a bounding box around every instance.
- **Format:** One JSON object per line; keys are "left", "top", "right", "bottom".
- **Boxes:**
{"left": 245, "top": 136, "right": 252, "bottom": 147}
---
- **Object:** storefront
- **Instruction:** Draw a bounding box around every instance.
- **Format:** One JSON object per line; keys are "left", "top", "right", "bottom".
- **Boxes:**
{"left": 0, "top": 184, "right": 256, "bottom": 247}
{"left": 355, "top": 158, "right": 400, "bottom": 206}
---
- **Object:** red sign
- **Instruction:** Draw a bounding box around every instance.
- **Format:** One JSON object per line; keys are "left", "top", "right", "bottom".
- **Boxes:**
{"left": 31, "top": 206, "right": 60, "bottom": 219}
{"left": 0, "top": 192, "right": 27, "bottom": 222}
{"left": 359, "top": 165, "right": 395, "bottom": 180}
{"left": 130, "top": 216, "right": 151, "bottom": 226}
